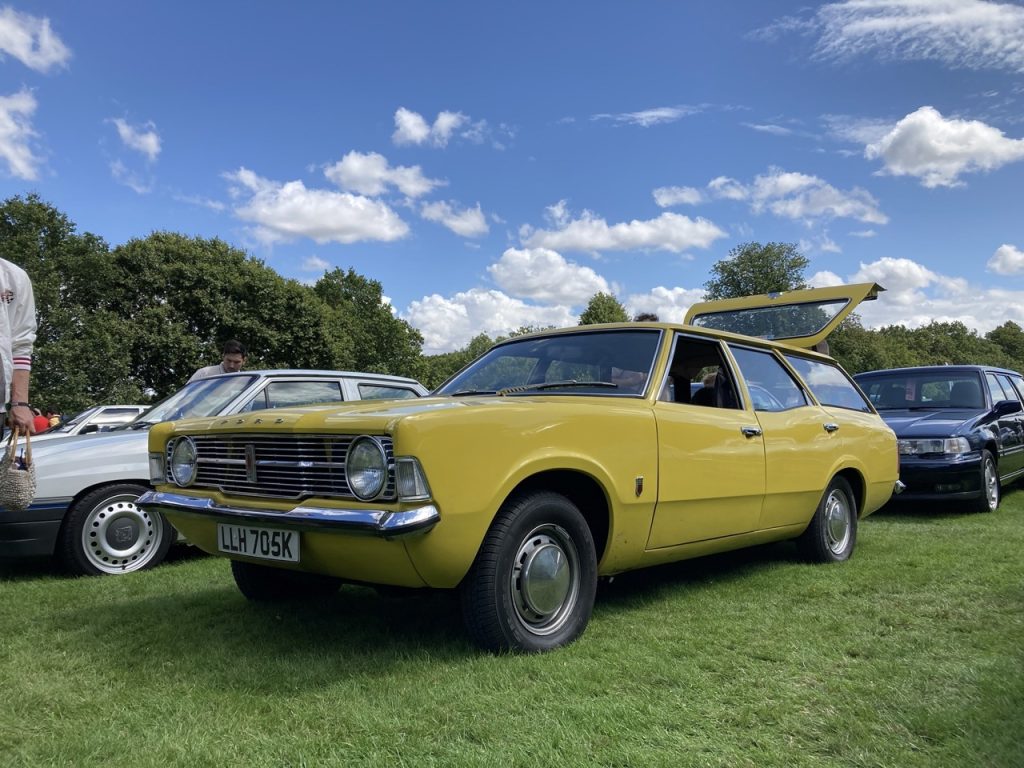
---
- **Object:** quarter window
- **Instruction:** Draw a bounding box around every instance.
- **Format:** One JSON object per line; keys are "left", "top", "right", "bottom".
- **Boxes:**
{"left": 729, "top": 347, "right": 807, "bottom": 411}
{"left": 784, "top": 355, "right": 871, "bottom": 412}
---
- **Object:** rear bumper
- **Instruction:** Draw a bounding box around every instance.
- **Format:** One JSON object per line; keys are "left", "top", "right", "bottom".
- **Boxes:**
{"left": 136, "top": 491, "right": 440, "bottom": 537}
{"left": 0, "top": 498, "right": 71, "bottom": 558}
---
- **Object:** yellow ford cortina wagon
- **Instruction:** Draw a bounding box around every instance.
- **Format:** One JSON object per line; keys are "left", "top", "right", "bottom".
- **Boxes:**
{"left": 139, "top": 283, "right": 900, "bottom": 653}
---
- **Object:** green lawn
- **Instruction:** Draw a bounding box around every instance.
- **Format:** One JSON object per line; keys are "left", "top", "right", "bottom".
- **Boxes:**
{"left": 2, "top": 491, "right": 1022, "bottom": 768}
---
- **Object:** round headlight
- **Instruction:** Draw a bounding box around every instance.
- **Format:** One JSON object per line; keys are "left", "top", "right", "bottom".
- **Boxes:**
{"left": 346, "top": 437, "right": 387, "bottom": 500}
{"left": 170, "top": 437, "right": 198, "bottom": 487}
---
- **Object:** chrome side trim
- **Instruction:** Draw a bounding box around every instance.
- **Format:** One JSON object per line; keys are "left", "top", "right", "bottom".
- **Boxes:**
{"left": 136, "top": 491, "right": 439, "bottom": 537}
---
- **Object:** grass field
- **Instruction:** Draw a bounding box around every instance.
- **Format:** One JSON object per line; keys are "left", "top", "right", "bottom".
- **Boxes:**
{"left": 2, "top": 491, "right": 1022, "bottom": 767}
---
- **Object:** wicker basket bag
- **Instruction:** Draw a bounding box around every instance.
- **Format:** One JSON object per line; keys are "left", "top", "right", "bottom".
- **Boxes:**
{"left": 0, "top": 426, "right": 36, "bottom": 512}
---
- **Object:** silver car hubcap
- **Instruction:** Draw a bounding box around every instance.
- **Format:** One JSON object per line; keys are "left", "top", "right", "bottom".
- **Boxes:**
{"left": 510, "top": 524, "right": 580, "bottom": 636}
{"left": 824, "top": 490, "right": 852, "bottom": 555}
{"left": 984, "top": 460, "right": 998, "bottom": 510}
{"left": 81, "top": 493, "right": 165, "bottom": 574}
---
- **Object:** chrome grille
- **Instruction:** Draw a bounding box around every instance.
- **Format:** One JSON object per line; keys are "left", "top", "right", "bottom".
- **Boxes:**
{"left": 167, "top": 434, "right": 396, "bottom": 501}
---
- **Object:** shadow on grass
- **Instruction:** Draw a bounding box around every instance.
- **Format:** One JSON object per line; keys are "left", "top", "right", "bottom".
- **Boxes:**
{"left": 0, "top": 542, "right": 207, "bottom": 582}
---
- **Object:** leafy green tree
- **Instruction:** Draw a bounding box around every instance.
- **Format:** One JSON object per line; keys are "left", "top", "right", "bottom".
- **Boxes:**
{"left": 579, "top": 292, "right": 629, "bottom": 325}
{"left": 986, "top": 321, "right": 1024, "bottom": 369}
{"left": 313, "top": 268, "right": 424, "bottom": 378}
{"left": 703, "top": 242, "right": 809, "bottom": 300}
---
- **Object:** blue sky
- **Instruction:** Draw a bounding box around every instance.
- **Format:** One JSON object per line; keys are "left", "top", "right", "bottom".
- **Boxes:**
{"left": 2, "top": 1, "right": 1023, "bottom": 353}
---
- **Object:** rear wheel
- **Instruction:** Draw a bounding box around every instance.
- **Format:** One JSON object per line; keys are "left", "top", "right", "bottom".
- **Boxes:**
{"left": 460, "top": 491, "right": 597, "bottom": 653}
{"left": 58, "top": 483, "right": 174, "bottom": 576}
{"left": 969, "top": 450, "right": 999, "bottom": 513}
{"left": 231, "top": 559, "right": 341, "bottom": 601}
{"left": 797, "top": 476, "right": 857, "bottom": 563}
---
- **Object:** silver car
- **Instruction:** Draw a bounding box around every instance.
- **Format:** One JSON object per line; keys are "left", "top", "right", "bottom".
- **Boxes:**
{"left": 0, "top": 370, "right": 428, "bottom": 576}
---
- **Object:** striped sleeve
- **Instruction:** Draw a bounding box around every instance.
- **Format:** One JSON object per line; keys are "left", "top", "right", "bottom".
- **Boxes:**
{"left": 13, "top": 354, "right": 32, "bottom": 371}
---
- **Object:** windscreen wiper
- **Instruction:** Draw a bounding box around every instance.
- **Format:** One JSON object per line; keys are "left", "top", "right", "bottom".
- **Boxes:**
{"left": 498, "top": 380, "right": 619, "bottom": 395}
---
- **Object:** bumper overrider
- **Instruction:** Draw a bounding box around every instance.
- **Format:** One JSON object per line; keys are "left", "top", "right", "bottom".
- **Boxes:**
{"left": 135, "top": 491, "right": 440, "bottom": 537}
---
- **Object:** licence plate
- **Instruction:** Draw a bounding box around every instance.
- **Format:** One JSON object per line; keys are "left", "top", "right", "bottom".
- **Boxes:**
{"left": 217, "top": 523, "right": 299, "bottom": 562}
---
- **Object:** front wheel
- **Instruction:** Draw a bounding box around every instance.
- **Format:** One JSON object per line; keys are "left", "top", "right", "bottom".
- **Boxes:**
{"left": 797, "top": 476, "right": 857, "bottom": 563}
{"left": 460, "top": 491, "right": 597, "bottom": 653}
{"left": 969, "top": 450, "right": 999, "bottom": 513}
{"left": 58, "top": 483, "right": 174, "bottom": 575}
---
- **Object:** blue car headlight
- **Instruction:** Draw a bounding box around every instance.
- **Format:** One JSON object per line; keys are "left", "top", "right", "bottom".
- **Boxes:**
{"left": 898, "top": 437, "right": 971, "bottom": 456}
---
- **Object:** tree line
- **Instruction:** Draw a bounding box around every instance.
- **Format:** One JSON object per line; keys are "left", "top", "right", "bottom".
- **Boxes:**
{"left": 3, "top": 195, "right": 1022, "bottom": 414}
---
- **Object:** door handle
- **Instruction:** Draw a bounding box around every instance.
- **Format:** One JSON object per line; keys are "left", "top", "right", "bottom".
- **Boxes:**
{"left": 741, "top": 426, "right": 762, "bottom": 438}
{"left": 823, "top": 423, "right": 840, "bottom": 433}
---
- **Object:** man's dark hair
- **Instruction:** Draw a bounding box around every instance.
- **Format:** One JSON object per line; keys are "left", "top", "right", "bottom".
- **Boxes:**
{"left": 222, "top": 339, "right": 247, "bottom": 357}
{"left": 633, "top": 312, "right": 659, "bottom": 322}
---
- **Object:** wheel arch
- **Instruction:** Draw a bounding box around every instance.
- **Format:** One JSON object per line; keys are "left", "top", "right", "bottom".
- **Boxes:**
{"left": 504, "top": 470, "right": 611, "bottom": 565}
{"left": 58, "top": 477, "right": 153, "bottom": 535}
{"left": 834, "top": 467, "right": 866, "bottom": 517}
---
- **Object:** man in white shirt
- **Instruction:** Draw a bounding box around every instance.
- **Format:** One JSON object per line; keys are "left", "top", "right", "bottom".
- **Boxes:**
{"left": 0, "top": 257, "right": 37, "bottom": 437}
{"left": 187, "top": 340, "right": 247, "bottom": 383}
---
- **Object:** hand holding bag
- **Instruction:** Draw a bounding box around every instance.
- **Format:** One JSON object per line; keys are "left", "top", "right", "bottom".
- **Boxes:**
{"left": 0, "top": 425, "right": 36, "bottom": 512}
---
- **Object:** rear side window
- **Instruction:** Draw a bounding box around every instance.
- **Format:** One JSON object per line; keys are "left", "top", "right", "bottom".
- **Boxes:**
{"left": 358, "top": 384, "right": 421, "bottom": 400}
{"left": 1007, "top": 374, "right": 1024, "bottom": 401}
{"left": 728, "top": 346, "right": 807, "bottom": 412}
{"left": 784, "top": 355, "right": 871, "bottom": 412}
{"left": 986, "top": 373, "right": 1009, "bottom": 404}
{"left": 243, "top": 381, "right": 344, "bottom": 411}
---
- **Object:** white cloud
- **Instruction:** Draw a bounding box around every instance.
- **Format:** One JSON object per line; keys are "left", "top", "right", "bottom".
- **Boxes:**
{"left": 324, "top": 150, "right": 443, "bottom": 198}
{"left": 522, "top": 209, "right": 726, "bottom": 254}
{"left": 591, "top": 106, "right": 701, "bottom": 127}
{"left": 988, "top": 243, "right": 1024, "bottom": 274}
{"left": 302, "top": 255, "right": 330, "bottom": 272}
{"left": 0, "top": 88, "right": 40, "bottom": 179}
{"left": 808, "top": 270, "right": 845, "bottom": 287}
{"left": 420, "top": 200, "right": 489, "bottom": 237}
{"left": 653, "top": 186, "right": 704, "bottom": 207}
{"left": 865, "top": 106, "right": 1024, "bottom": 187}
{"left": 707, "top": 176, "right": 750, "bottom": 201}
{"left": 0, "top": 7, "right": 70, "bottom": 73}
{"left": 807, "top": 0, "right": 1024, "bottom": 74}
{"left": 173, "top": 193, "right": 226, "bottom": 212}
{"left": 832, "top": 256, "right": 1023, "bottom": 333}
{"left": 110, "top": 118, "right": 161, "bottom": 161}
{"left": 744, "top": 123, "right": 794, "bottom": 136}
{"left": 224, "top": 167, "right": 409, "bottom": 245}
{"left": 743, "top": 166, "right": 888, "bottom": 224}
{"left": 392, "top": 107, "right": 468, "bottom": 147}
{"left": 487, "top": 248, "right": 610, "bottom": 304}
{"left": 403, "top": 288, "right": 576, "bottom": 353}
{"left": 625, "top": 286, "right": 706, "bottom": 324}
{"left": 110, "top": 160, "right": 152, "bottom": 194}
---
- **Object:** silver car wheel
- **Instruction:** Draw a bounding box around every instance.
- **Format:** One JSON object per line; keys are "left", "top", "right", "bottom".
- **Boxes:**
{"left": 81, "top": 492, "right": 166, "bottom": 574}
{"left": 510, "top": 524, "right": 580, "bottom": 636}
{"left": 982, "top": 456, "right": 999, "bottom": 511}
{"left": 823, "top": 488, "right": 852, "bottom": 556}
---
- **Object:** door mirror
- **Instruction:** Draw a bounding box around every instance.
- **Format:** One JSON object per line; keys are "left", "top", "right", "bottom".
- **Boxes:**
{"left": 993, "top": 399, "right": 1023, "bottom": 416}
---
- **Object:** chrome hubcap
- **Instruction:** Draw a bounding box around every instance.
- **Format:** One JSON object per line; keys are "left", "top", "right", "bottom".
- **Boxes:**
{"left": 510, "top": 524, "right": 579, "bottom": 636}
{"left": 984, "top": 460, "right": 998, "bottom": 510}
{"left": 82, "top": 494, "right": 164, "bottom": 574}
{"left": 824, "top": 490, "right": 851, "bottom": 555}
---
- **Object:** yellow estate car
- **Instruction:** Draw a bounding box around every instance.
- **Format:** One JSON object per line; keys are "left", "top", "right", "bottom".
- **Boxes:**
{"left": 139, "top": 284, "right": 900, "bottom": 653}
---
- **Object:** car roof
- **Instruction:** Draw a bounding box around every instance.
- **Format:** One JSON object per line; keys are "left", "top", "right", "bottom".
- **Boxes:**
{"left": 854, "top": 365, "right": 1022, "bottom": 378}
{"left": 198, "top": 369, "right": 425, "bottom": 385}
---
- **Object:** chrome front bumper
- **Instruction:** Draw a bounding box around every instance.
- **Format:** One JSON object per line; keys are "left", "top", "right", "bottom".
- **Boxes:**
{"left": 893, "top": 480, "right": 907, "bottom": 495}
{"left": 136, "top": 491, "right": 439, "bottom": 537}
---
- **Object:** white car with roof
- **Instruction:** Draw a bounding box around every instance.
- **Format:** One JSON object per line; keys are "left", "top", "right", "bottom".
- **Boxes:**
{"left": 0, "top": 370, "right": 427, "bottom": 575}
{"left": 29, "top": 404, "right": 149, "bottom": 442}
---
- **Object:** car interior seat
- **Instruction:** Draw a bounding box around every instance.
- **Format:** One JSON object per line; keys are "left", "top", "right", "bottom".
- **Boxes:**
{"left": 691, "top": 383, "right": 716, "bottom": 406}
{"left": 948, "top": 379, "right": 984, "bottom": 408}
{"left": 713, "top": 370, "right": 738, "bottom": 409}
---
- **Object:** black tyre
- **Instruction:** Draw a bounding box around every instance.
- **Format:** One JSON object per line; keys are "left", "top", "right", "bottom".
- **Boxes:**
{"left": 58, "top": 483, "right": 174, "bottom": 576}
{"left": 797, "top": 476, "right": 857, "bottom": 563}
{"left": 460, "top": 491, "right": 598, "bottom": 653}
{"left": 231, "top": 559, "right": 341, "bottom": 602}
{"left": 969, "top": 450, "right": 1000, "bottom": 513}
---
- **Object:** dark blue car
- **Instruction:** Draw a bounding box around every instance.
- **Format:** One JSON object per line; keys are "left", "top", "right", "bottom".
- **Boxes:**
{"left": 854, "top": 365, "right": 1024, "bottom": 512}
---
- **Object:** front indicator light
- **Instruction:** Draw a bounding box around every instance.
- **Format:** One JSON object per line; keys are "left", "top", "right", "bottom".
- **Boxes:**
{"left": 347, "top": 436, "right": 387, "bottom": 500}
{"left": 396, "top": 457, "right": 431, "bottom": 501}
{"left": 149, "top": 452, "right": 166, "bottom": 484}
